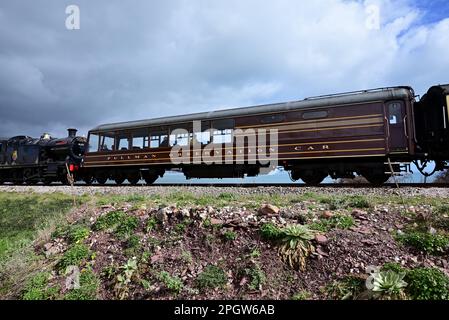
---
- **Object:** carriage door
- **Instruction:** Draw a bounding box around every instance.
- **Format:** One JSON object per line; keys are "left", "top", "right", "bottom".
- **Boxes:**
{"left": 387, "top": 101, "right": 408, "bottom": 152}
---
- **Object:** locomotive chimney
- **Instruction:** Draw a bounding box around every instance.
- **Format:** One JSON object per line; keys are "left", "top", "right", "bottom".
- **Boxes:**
{"left": 67, "top": 128, "right": 78, "bottom": 138}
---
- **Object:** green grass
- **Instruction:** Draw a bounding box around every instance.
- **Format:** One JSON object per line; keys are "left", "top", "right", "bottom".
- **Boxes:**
{"left": 0, "top": 192, "right": 78, "bottom": 264}
{"left": 158, "top": 271, "right": 183, "bottom": 294}
{"left": 310, "top": 215, "right": 355, "bottom": 233}
{"left": 396, "top": 231, "right": 449, "bottom": 254}
{"left": 22, "top": 272, "right": 60, "bottom": 300}
{"left": 57, "top": 243, "right": 91, "bottom": 271}
{"left": 64, "top": 269, "right": 99, "bottom": 300}
{"left": 196, "top": 265, "right": 228, "bottom": 290}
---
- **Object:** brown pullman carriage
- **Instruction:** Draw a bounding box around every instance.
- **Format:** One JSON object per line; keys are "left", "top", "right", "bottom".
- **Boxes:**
{"left": 82, "top": 85, "right": 426, "bottom": 185}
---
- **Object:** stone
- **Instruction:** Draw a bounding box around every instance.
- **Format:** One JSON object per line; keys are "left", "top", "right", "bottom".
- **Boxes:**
{"left": 315, "top": 234, "right": 328, "bottom": 245}
{"left": 258, "top": 204, "right": 280, "bottom": 215}
{"left": 210, "top": 218, "right": 225, "bottom": 226}
{"left": 155, "top": 208, "right": 169, "bottom": 223}
{"left": 322, "top": 211, "right": 334, "bottom": 219}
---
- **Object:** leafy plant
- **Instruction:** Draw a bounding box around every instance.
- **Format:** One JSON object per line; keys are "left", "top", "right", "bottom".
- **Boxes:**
{"left": 64, "top": 269, "right": 99, "bottom": 300}
{"left": 381, "top": 262, "right": 405, "bottom": 274}
{"left": 345, "top": 195, "right": 371, "bottom": 209}
{"left": 310, "top": 215, "right": 354, "bottom": 232}
{"left": 93, "top": 211, "right": 126, "bottom": 231}
{"left": 406, "top": 267, "right": 449, "bottom": 300}
{"left": 260, "top": 223, "right": 283, "bottom": 240}
{"left": 145, "top": 217, "right": 158, "bottom": 232}
{"left": 292, "top": 291, "right": 312, "bottom": 300}
{"left": 326, "top": 276, "right": 365, "bottom": 300}
{"left": 397, "top": 231, "right": 449, "bottom": 254}
{"left": 57, "top": 244, "right": 91, "bottom": 271}
{"left": 370, "top": 271, "right": 408, "bottom": 300}
{"left": 223, "top": 230, "right": 237, "bottom": 242}
{"left": 245, "top": 265, "right": 266, "bottom": 290}
{"left": 158, "top": 271, "right": 183, "bottom": 294}
{"left": 115, "top": 216, "right": 139, "bottom": 239}
{"left": 67, "top": 225, "right": 90, "bottom": 244}
{"left": 22, "top": 272, "right": 60, "bottom": 300}
{"left": 196, "top": 265, "right": 228, "bottom": 290}
{"left": 115, "top": 258, "right": 138, "bottom": 300}
{"left": 278, "top": 224, "right": 316, "bottom": 271}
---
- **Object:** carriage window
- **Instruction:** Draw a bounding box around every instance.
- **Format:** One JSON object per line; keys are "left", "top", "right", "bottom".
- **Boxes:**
{"left": 389, "top": 103, "right": 402, "bottom": 125}
{"left": 100, "top": 135, "right": 114, "bottom": 151}
{"left": 170, "top": 131, "right": 189, "bottom": 147}
{"left": 213, "top": 129, "right": 233, "bottom": 144}
{"left": 117, "top": 137, "right": 129, "bottom": 150}
{"left": 150, "top": 133, "right": 169, "bottom": 148}
{"left": 302, "top": 111, "right": 328, "bottom": 120}
{"left": 194, "top": 131, "right": 211, "bottom": 145}
{"left": 261, "top": 114, "right": 286, "bottom": 124}
{"left": 88, "top": 134, "right": 99, "bottom": 152}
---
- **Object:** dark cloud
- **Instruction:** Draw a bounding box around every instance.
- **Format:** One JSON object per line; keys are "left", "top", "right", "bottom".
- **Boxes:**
{"left": 0, "top": 0, "right": 448, "bottom": 138}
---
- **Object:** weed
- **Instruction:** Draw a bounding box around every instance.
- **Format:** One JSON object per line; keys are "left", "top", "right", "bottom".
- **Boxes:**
{"left": 310, "top": 215, "right": 355, "bottom": 233}
{"left": 158, "top": 271, "right": 183, "bottom": 294}
{"left": 260, "top": 223, "right": 283, "bottom": 240}
{"left": 370, "top": 270, "right": 408, "bottom": 300}
{"left": 397, "top": 231, "right": 449, "bottom": 254}
{"left": 245, "top": 265, "right": 266, "bottom": 290}
{"left": 223, "top": 230, "right": 237, "bottom": 242}
{"left": 115, "top": 216, "right": 139, "bottom": 239}
{"left": 22, "top": 272, "right": 60, "bottom": 300}
{"left": 64, "top": 269, "right": 99, "bottom": 300}
{"left": 345, "top": 195, "right": 371, "bottom": 209}
{"left": 93, "top": 211, "right": 126, "bottom": 231}
{"left": 67, "top": 225, "right": 90, "bottom": 244}
{"left": 145, "top": 217, "right": 158, "bottom": 232}
{"left": 326, "top": 276, "right": 365, "bottom": 300}
{"left": 115, "top": 258, "right": 138, "bottom": 300}
{"left": 406, "top": 268, "right": 449, "bottom": 300}
{"left": 292, "top": 291, "right": 312, "bottom": 300}
{"left": 249, "top": 249, "right": 261, "bottom": 259}
{"left": 196, "top": 265, "right": 227, "bottom": 290}
{"left": 278, "top": 224, "right": 316, "bottom": 271}
{"left": 180, "top": 250, "right": 193, "bottom": 264}
{"left": 57, "top": 244, "right": 91, "bottom": 271}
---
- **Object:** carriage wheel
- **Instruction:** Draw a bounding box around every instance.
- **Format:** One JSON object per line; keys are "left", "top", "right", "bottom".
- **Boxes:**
{"left": 83, "top": 176, "right": 94, "bottom": 185}
{"left": 144, "top": 175, "right": 158, "bottom": 185}
{"left": 96, "top": 174, "right": 108, "bottom": 185}
{"left": 115, "top": 176, "right": 125, "bottom": 185}
{"left": 362, "top": 173, "right": 390, "bottom": 186}
{"left": 301, "top": 171, "right": 328, "bottom": 186}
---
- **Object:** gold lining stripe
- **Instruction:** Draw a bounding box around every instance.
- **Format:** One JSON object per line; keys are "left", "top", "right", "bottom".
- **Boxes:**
{"left": 236, "top": 117, "right": 384, "bottom": 133}
{"left": 236, "top": 114, "right": 383, "bottom": 129}
{"left": 82, "top": 153, "right": 386, "bottom": 168}
{"left": 84, "top": 148, "right": 386, "bottom": 164}
{"left": 85, "top": 138, "right": 385, "bottom": 159}
{"left": 234, "top": 124, "right": 384, "bottom": 136}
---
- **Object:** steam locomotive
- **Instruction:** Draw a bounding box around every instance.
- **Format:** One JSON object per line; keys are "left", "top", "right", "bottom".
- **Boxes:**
{"left": 0, "top": 129, "right": 86, "bottom": 185}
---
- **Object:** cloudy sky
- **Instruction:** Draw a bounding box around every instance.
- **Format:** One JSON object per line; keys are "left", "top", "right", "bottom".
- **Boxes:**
{"left": 0, "top": 0, "right": 448, "bottom": 139}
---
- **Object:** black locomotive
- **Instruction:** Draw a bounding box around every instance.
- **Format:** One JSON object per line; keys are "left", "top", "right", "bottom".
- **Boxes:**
{"left": 0, "top": 129, "right": 86, "bottom": 185}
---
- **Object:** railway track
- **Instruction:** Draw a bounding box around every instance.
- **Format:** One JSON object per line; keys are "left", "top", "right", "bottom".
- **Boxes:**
{"left": 2, "top": 182, "right": 448, "bottom": 188}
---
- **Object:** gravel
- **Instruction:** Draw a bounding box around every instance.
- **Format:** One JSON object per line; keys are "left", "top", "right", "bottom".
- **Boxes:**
{"left": 1, "top": 185, "right": 449, "bottom": 198}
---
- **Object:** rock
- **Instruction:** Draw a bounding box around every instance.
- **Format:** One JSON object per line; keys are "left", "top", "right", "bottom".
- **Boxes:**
{"left": 429, "top": 227, "right": 437, "bottom": 235}
{"left": 207, "top": 206, "right": 215, "bottom": 214}
{"left": 315, "top": 234, "right": 328, "bottom": 245}
{"left": 397, "top": 230, "right": 405, "bottom": 236}
{"left": 180, "top": 209, "right": 190, "bottom": 219}
{"left": 155, "top": 208, "right": 169, "bottom": 223}
{"left": 210, "top": 218, "right": 225, "bottom": 226}
{"left": 316, "top": 247, "right": 329, "bottom": 257}
{"left": 321, "top": 211, "right": 334, "bottom": 219}
{"left": 352, "top": 209, "right": 367, "bottom": 217}
{"left": 258, "top": 204, "right": 280, "bottom": 215}
{"left": 198, "top": 212, "right": 208, "bottom": 220}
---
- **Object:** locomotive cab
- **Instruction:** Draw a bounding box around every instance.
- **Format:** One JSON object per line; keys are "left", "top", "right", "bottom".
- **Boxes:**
{"left": 414, "top": 84, "right": 449, "bottom": 160}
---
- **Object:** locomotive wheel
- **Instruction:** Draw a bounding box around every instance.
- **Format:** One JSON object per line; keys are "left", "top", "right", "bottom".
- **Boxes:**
{"left": 115, "top": 177, "right": 125, "bottom": 185}
{"left": 83, "top": 176, "right": 94, "bottom": 185}
{"left": 144, "top": 175, "right": 158, "bottom": 185}
{"left": 128, "top": 177, "right": 140, "bottom": 186}
{"left": 96, "top": 176, "right": 108, "bottom": 185}
{"left": 43, "top": 179, "right": 53, "bottom": 186}
{"left": 301, "top": 171, "right": 328, "bottom": 186}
